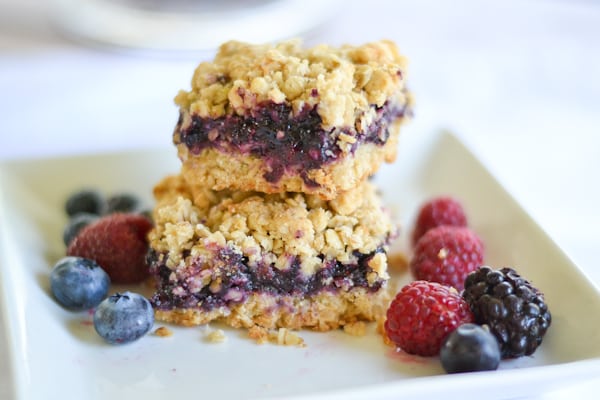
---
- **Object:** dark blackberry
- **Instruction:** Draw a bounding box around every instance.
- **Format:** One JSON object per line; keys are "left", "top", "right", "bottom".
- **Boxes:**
{"left": 463, "top": 266, "right": 551, "bottom": 358}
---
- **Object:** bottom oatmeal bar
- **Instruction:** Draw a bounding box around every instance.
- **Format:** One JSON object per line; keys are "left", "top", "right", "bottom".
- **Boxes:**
{"left": 147, "top": 175, "right": 397, "bottom": 331}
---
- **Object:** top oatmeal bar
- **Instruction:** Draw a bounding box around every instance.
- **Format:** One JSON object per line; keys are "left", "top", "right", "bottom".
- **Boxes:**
{"left": 174, "top": 40, "right": 413, "bottom": 199}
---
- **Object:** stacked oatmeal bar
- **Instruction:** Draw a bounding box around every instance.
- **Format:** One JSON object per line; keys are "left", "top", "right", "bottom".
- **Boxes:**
{"left": 147, "top": 40, "right": 413, "bottom": 331}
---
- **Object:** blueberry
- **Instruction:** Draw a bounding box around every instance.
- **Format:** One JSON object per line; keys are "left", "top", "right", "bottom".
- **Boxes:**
{"left": 94, "top": 292, "right": 154, "bottom": 344}
{"left": 106, "top": 193, "right": 141, "bottom": 214}
{"left": 138, "top": 209, "right": 153, "bottom": 223}
{"left": 65, "top": 189, "right": 105, "bottom": 216}
{"left": 62, "top": 213, "right": 98, "bottom": 246}
{"left": 440, "top": 323, "right": 501, "bottom": 373}
{"left": 50, "top": 256, "right": 110, "bottom": 311}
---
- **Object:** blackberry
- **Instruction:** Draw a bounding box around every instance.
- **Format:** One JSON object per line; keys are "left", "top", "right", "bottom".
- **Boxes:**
{"left": 463, "top": 266, "right": 551, "bottom": 358}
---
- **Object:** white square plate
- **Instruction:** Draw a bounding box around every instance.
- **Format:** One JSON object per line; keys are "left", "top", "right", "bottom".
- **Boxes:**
{"left": 1, "top": 131, "right": 599, "bottom": 400}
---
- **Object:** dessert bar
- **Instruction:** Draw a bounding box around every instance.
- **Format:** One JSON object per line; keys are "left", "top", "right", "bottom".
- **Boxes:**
{"left": 147, "top": 174, "right": 396, "bottom": 330}
{"left": 174, "top": 40, "right": 412, "bottom": 199}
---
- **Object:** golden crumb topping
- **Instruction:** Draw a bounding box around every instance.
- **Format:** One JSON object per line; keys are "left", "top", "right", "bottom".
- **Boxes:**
{"left": 175, "top": 40, "right": 409, "bottom": 129}
{"left": 149, "top": 174, "right": 395, "bottom": 277}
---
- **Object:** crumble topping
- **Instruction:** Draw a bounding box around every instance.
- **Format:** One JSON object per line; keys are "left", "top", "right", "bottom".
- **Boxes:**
{"left": 150, "top": 174, "right": 396, "bottom": 277}
{"left": 175, "top": 39, "right": 410, "bottom": 130}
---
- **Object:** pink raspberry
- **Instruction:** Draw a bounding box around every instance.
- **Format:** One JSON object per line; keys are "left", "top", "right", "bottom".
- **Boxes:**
{"left": 385, "top": 281, "right": 474, "bottom": 356}
{"left": 67, "top": 213, "right": 153, "bottom": 284}
{"left": 412, "top": 196, "right": 467, "bottom": 246}
{"left": 410, "top": 225, "right": 484, "bottom": 290}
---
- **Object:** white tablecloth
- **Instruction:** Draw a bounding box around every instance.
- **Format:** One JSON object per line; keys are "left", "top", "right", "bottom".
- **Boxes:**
{"left": 1, "top": 0, "right": 599, "bottom": 398}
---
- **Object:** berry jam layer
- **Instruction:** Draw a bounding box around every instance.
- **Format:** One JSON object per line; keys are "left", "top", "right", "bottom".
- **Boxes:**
{"left": 177, "top": 122, "right": 403, "bottom": 200}
{"left": 147, "top": 174, "right": 396, "bottom": 329}
{"left": 148, "top": 248, "right": 386, "bottom": 311}
{"left": 149, "top": 246, "right": 386, "bottom": 312}
{"left": 175, "top": 99, "right": 409, "bottom": 187}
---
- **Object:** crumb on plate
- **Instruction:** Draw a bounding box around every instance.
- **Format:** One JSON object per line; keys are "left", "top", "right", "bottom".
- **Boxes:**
{"left": 248, "top": 326, "right": 306, "bottom": 347}
{"left": 387, "top": 251, "right": 409, "bottom": 272}
{"left": 376, "top": 317, "right": 395, "bottom": 347}
{"left": 205, "top": 329, "right": 227, "bottom": 343}
{"left": 154, "top": 326, "right": 173, "bottom": 337}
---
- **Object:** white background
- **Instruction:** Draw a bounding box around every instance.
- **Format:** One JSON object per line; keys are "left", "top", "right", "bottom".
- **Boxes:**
{"left": 1, "top": 0, "right": 599, "bottom": 398}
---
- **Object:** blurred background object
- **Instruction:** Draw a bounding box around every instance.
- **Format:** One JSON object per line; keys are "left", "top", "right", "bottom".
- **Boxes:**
{"left": 50, "top": 0, "right": 342, "bottom": 52}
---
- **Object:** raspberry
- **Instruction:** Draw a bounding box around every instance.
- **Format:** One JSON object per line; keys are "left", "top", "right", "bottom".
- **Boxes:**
{"left": 462, "top": 266, "right": 552, "bottom": 358}
{"left": 67, "top": 213, "right": 153, "bottom": 284}
{"left": 412, "top": 196, "right": 467, "bottom": 246}
{"left": 384, "top": 281, "right": 474, "bottom": 356}
{"left": 410, "top": 226, "right": 484, "bottom": 290}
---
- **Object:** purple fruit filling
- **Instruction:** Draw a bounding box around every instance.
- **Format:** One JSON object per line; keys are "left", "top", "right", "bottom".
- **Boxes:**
{"left": 148, "top": 248, "right": 386, "bottom": 311}
{"left": 176, "top": 100, "right": 409, "bottom": 186}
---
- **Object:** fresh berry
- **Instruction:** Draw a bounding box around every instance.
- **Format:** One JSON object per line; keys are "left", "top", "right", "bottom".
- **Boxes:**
{"left": 412, "top": 196, "right": 467, "bottom": 246}
{"left": 384, "top": 281, "right": 474, "bottom": 356}
{"left": 94, "top": 292, "right": 154, "bottom": 344}
{"left": 138, "top": 209, "right": 153, "bottom": 223}
{"left": 462, "top": 266, "right": 552, "bottom": 358}
{"left": 67, "top": 213, "right": 153, "bottom": 284}
{"left": 62, "top": 213, "right": 99, "bottom": 246}
{"left": 410, "top": 226, "right": 484, "bottom": 290}
{"left": 65, "top": 189, "right": 105, "bottom": 217}
{"left": 106, "top": 193, "right": 141, "bottom": 214}
{"left": 50, "top": 256, "right": 110, "bottom": 311}
{"left": 440, "top": 323, "right": 501, "bottom": 373}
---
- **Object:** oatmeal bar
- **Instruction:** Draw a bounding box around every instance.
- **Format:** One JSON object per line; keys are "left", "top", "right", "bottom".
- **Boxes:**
{"left": 174, "top": 39, "right": 413, "bottom": 199}
{"left": 147, "top": 174, "right": 397, "bottom": 331}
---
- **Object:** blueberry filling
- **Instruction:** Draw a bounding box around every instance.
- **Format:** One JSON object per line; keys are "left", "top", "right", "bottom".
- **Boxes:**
{"left": 148, "top": 247, "right": 386, "bottom": 311}
{"left": 176, "top": 100, "right": 409, "bottom": 186}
